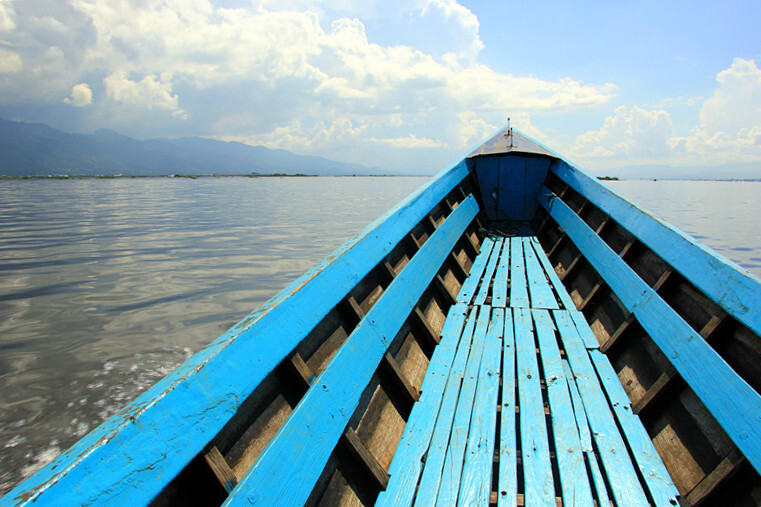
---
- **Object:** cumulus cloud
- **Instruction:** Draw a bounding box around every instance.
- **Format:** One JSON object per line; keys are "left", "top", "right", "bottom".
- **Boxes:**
{"left": 570, "top": 105, "right": 675, "bottom": 159}
{"left": 0, "top": 0, "right": 615, "bottom": 170}
{"left": 569, "top": 58, "right": 761, "bottom": 169}
{"left": 0, "top": 49, "right": 22, "bottom": 74}
{"left": 370, "top": 134, "right": 443, "bottom": 148}
{"left": 63, "top": 82, "right": 92, "bottom": 106}
{"left": 670, "top": 58, "right": 761, "bottom": 163}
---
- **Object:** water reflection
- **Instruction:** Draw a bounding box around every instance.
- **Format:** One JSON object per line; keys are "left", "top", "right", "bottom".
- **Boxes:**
{"left": 0, "top": 176, "right": 427, "bottom": 494}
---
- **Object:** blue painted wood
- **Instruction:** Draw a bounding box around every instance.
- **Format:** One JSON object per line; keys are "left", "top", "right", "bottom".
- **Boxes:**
{"left": 501, "top": 156, "right": 552, "bottom": 221}
{"left": 492, "top": 236, "right": 510, "bottom": 307}
{"left": 434, "top": 307, "right": 490, "bottom": 506}
{"left": 497, "top": 310, "right": 517, "bottom": 507}
{"left": 562, "top": 360, "right": 612, "bottom": 507}
{"left": 533, "top": 310, "right": 593, "bottom": 505}
{"left": 540, "top": 187, "right": 761, "bottom": 474}
{"left": 569, "top": 309, "right": 600, "bottom": 349}
{"left": 377, "top": 303, "right": 471, "bottom": 507}
{"left": 224, "top": 197, "right": 479, "bottom": 507}
{"left": 514, "top": 308, "right": 554, "bottom": 503}
{"left": 526, "top": 235, "right": 576, "bottom": 311}
{"left": 553, "top": 310, "right": 650, "bottom": 506}
{"left": 475, "top": 238, "right": 504, "bottom": 305}
{"left": 457, "top": 237, "right": 495, "bottom": 305}
{"left": 500, "top": 156, "right": 527, "bottom": 221}
{"left": 458, "top": 308, "right": 503, "bottom": 505}
{"left": 411, "top": 307, "right": 480, "bottom": 505}
{"left": 475, "top": 156, "right": 501, "bottom": 220}
{"left": 5, "top": 160, "right": 473, "bottom": 507}
{"left": 588, "top": 349, "right": 679, "bottom": 505}
{"left": 553, "top": 159, "right": 761, "bottom": 340}
{"left": 509, "top": 237, "right": 529, "bottom": 308}
{"left": 523, "top": 237, "right": 560, "bottom": 309}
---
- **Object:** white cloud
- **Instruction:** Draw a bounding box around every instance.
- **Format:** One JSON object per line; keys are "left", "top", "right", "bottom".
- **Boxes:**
{"left": 0, "top": 48, "right": 22, "bottom": 73}
{"left": 63, "top": 82, "right": 92, "bottom": 106}
{"left": 0, "top": 0, "right": 615, "bottom": 171}
{"left": 103, "top": 71, "right": 182, "bottom": 113}
{"left": 370, "top": 134, "right": 443, "bottom": 148}
{"left": 569, "top": 58, "right": 761, "bottom": 170}
{"left": 670, "top": 58, "right": 761, "bottom": 163}
{"left": 570, "top": 105, "right": 675, "bottom": 159}
{"left": 422, "top": 0, "right": 484, "bottom": 61}
{"left": 0, "top": 2, "right": 16, "bottom": 31}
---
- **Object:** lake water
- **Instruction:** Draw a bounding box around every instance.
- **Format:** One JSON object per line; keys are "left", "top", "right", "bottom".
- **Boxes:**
{"left": 605, "top": 180, "right": 761, "bottom": 277}
{"left": 0, "top": 176, "right": 759, "bottom": 496}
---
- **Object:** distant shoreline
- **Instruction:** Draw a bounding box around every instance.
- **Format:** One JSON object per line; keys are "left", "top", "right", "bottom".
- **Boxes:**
{"left": 0, "top": 173, "right": 427, "bottom": 180}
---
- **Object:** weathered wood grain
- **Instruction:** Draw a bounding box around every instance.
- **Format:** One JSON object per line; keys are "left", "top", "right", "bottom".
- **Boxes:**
{"left": 224, "top": 197, "right": 479, "bottom": 506}
{"left": 458, "top": 308, "right": 503, "bottom": 505}
{"left": 376, "top": 304, "right": 471, "bottom": 507}
{"left": 539, "top": 187, "right": 761, "bottom": 475}
{"left": 553, "top": 310, "right": 650, "bottom": 506}
{"left": 498, "top": 310, "right": 518, "bottom": 507}
{"left": 510, "top": 238, "right": 530, "bottom": 308}
{"left": 553, "top": 159, "right": 761, "bottom": 342}
{"left": 533, "top": 309, "right": 593, "bottom": 505}
{"left": 515, "top": 307, "right": 554, "bottom": 503}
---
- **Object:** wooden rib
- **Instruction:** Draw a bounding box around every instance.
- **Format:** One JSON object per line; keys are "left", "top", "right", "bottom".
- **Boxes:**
{"left": 407, "top": 232, "right": 422, "bottom": 251}
{"left": 428, "top": 214, "right": 439, "bottom": 230}
{"left": 382, "top": 260, "right": 397, "bottom": 281}
{"left": 287, "top": 352, "right": 315, "bottom": 390}
{"left": 634, "top": 313, "right": 729, "bottom": 417}
{"left": 449, "top": 251, "right": 469, "bottom": 281}
{"left": 577, "top": 279, "right": 606, "bottom": 312}
{"left": 547, "top": 230, "right": 566, "bottom": 258}
{"left": 339, "top": 428, "right": 389, "bottom": 492}
{"left": 558, "top": 214, "right": 609, "bottom": 283}
{"left": 682, "top": 448, "right": 745, "bottom": 507}
{"left": 411, "top": 306, "right": 441, "bottom": 348}
{"left": 203, "top": 446, "right": 238, "bottom": 493}
{"left": 653, "top": 269, "right": 674, "bottom": 292}
{"left": 537, "top": 186, "right": 569, "bottom": 235}
{"left": 287, "top": 349, "right": 393, "bottom": 494}
{"left": 346, "top": 296, "right": 365, "bottom": 320}
{"left": 600, "top": 314, "right": 636, "bottom": 354}
{"left": 435, "top": 273, "right": 458, "bottom": 306}
{"left": 618, "top": 238, "right": 636, "bottom": 259}
{"left": 379, "top": 353, "right": 420, "bottom": 417}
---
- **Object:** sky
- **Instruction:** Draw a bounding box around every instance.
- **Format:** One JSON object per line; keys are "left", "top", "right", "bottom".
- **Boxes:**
{"left": 0, "top": 0, "right": 759, "bottom": 175}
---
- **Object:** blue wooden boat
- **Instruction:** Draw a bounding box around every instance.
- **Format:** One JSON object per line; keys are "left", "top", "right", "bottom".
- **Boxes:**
{"left": 4, "top": 128, "right": 761, "bottom": 506}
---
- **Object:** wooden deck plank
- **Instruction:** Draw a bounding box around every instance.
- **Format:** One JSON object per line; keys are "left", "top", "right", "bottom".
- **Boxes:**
{"left": 589, "top": 349, "right": 680, "bottom": 505}
{"left": 527, "top": 236, "right": 576, "bottom": 311}
{"left": 376, "top": 303, "right": 470, "bottom": 507}
{"left": 433, "top": 307, "right": 491, "bottom": 506}
{"left": 225, "top": 197, "right": 479, "bottom": 507}
{"left": 497, "top": 310, "right": 517, "bottom": 507}
{"left": 492, "top": 236, "right": 511, "bottom": 307}
{"left": 552, "top": 310, "right": 650, "bottom": 506}
{"left": 412, "top": 308, "right": 480, "bottom": 505}
{"left": 533, "top": 310, "right": 594, "bottom": 505}
{"left": 475, "top": 238, "right": 504, "bottom": 305}
{"left": 509, "top": 238, "right": 530, "bottom": 308}
{"left": 458, "top": 308, "right": 504, "bottom": 505}
{"left": 457, "top": 236, "right": 496, "bottom": 304}
{"left": 562, "top": 360, "right": 612, "bottom": 507}
{"left": 524, "top": 237, "right": 560, "bottom": 309}
{"left": 539, "top": 186, "right": 761, "bottom": 475}
{"left": 514, "top": 307, "right": 554, "bottom": 503}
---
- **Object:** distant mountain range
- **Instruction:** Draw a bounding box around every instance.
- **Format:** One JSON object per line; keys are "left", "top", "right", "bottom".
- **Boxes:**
{"left": 0, "top": 119, "right": 384, "bottom": 176}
